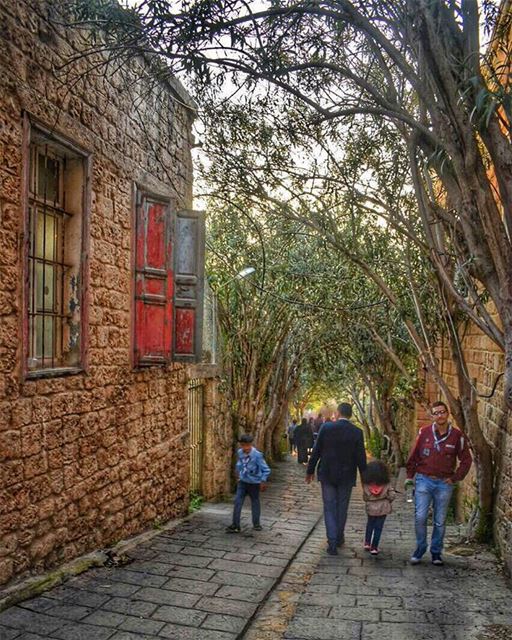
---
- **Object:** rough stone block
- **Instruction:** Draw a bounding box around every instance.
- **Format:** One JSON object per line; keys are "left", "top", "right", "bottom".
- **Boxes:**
{"left": 361, "top": 623, "right": 444, "bottom": 640}
{"left": 201, "top": 613, "right": 246, "bottom": 634}
{"left": 151, "top": 604, "right": 206, "bottom": 627}
{"left": 284, "top": 616, "right": 361, "bottom": 639}
{"left": 158, "top": 623, "right": 236, "bottom": 640}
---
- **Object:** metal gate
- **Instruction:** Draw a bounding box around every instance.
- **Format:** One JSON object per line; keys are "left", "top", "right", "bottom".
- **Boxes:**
{"left": 188, "top": 378, "right": 205, "bottom": 493}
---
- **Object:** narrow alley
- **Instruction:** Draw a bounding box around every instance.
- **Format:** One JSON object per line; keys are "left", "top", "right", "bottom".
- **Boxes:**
{"left": 1, "top": 459, "right": 511, "bottom": 640}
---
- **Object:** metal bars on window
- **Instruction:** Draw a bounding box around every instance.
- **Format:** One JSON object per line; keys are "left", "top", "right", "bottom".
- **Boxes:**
{"left": 188, "top": 378, "right": 205, "bottom": 494}
{"left": 28, "top": 144, "right": 69, "bottom": 371}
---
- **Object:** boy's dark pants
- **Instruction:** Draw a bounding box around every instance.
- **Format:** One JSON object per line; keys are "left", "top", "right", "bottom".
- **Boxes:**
{"left": 365, "top": 515, "right": 387, "bottom": 547}
{"left": 232, "top": 481, "right": 261, "bottom": 527}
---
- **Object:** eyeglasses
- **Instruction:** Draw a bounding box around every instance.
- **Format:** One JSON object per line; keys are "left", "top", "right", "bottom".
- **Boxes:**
{"left": 431, "top": 410, "right": 448, "bottom": 416}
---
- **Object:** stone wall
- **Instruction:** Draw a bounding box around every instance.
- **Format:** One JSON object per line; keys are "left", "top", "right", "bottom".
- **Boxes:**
{"left": 187, "top": 365, "right": 233, "bottom": 501}
{"left": 0, "top": 0, "right": 196, "bottom": 586}
{"left": 202, "top": 377, "right": 233, "bottom": 501}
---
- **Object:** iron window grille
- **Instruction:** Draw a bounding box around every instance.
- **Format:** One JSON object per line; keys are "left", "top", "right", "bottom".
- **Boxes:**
{"left": 27, "top": 133, "right": 84, "bottom": 374}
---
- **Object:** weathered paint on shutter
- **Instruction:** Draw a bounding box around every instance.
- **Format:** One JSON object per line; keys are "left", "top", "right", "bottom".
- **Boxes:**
{"left": 173, "top": 209, "right": 205, "bottom": 362}
{"left": 134, "top": 193, "right": 172, "bottom": 365}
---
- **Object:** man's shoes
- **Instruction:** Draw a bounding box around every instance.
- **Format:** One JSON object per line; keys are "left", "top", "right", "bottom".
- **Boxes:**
{"left": 431, "top": 553, "right": 444, "bottom": 566}
{"left": 364, "top": 542, "right": 371, "bottom": 551}
{"left": 370, "top": 547, "right": 379, "bottom": 555}
{"left": 226, "top": 524, "right": 241, "bottom": 533}
{"left": 410, "top": 548, "right": 424, "bottom": 565}
{"left": 326, "top": 544, "right": 338, "bottom": 556}
{"left": 336, "top": 535, "right": 345, "bottom": 547}
{"left": 253, "top": 524, "right": 263, "bottom": 531}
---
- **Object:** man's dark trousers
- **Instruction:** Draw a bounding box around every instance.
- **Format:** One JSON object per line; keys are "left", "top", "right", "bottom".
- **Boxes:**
{"left": 321, "top": 481, "right": 352, "bottom": 546}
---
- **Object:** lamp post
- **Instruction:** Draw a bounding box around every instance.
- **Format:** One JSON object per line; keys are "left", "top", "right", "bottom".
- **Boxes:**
{"left": 211, "top": 267, "right": 255, "bottom": 364}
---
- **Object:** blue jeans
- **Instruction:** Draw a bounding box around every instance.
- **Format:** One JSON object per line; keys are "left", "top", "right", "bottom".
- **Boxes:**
{"left": 365, "top": 515, "right": 386, "bottom": 548}
{"left": 232, "top": 481, "right": 261, "bottom": 527}
{"left": 414, "top": 473, "right": 454, "bottom": 556}
{"left": 320, "top": 481, "right": 352, "bottom": 546}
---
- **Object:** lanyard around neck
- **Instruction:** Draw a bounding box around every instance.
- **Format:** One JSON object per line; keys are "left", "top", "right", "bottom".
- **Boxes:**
{"left": 432, "top": 423, "right": 452, "bottom": 451}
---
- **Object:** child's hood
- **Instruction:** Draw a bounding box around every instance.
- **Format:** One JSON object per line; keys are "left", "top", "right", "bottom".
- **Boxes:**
{"left": 369, "top": 483, "right": 384, "bottom": 496}
{"left": 364, "top": 482, "right": 391, "bottom": 497}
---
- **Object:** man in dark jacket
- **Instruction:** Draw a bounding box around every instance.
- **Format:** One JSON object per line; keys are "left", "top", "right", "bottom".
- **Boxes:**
{"left": 295, "top": 418, "right": 314, "bottom": 464}
{"left": 306, "top": 403, "right": 367, "bottom": 555}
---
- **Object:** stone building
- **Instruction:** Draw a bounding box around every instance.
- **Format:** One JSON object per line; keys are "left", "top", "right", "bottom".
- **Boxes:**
{"left": 0, "top": 0, "right": 209, "bottom": 587}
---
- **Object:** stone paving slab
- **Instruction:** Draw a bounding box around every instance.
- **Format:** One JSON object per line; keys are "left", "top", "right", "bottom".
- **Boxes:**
{"left": 0, "top": 459, "right": 322, "bottom": 640}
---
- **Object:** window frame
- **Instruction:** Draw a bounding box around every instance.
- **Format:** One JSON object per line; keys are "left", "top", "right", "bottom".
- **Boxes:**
{"left": 22, "top": 115, "right": 92, "bottom": 381}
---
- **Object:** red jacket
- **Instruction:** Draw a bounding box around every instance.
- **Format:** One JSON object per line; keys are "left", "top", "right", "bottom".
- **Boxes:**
{"left": 406, "top": 424, "right": 472, "bottom": 483}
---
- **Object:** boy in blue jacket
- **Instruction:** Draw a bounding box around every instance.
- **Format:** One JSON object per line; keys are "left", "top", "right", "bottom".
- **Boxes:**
{"left": 226, "top": 434, "right": 271, "bottom": 533}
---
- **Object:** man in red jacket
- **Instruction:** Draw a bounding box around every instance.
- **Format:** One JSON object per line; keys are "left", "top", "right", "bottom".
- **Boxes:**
{"left": 406, "top": 400, "right": 472, "bottom": 566}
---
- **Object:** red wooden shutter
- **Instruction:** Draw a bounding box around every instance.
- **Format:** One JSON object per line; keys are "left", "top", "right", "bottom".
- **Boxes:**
{"left": 134, "top": 193, "right": 173, "bottom": 366}
{"left": 173, "top": 209, "right": 205, "bottom": 362}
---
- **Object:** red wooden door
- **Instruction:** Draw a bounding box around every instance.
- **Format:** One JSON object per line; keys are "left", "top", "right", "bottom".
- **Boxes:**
{"left": 134, "top": 193, "right": 173, "bottom": 365}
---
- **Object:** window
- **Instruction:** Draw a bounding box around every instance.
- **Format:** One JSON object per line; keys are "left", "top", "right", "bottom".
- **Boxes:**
{"left": 26, "top": 129, "right": 86, "bottom": 375}
{"left": 133, "top": 191, "right": 204, "bottom": 366}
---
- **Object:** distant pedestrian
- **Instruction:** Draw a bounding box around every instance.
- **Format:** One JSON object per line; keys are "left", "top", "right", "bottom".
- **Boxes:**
{"left": 313, "top": 414, "right": 324, "bottom": 442}
{"left": 362, "top": 460, "right": 396, "bottom": 555}
{"left": 406, "top": 401, "right": 472, "bottom": 566}
{"left": 226, "top": 434, "right": 271, "bottom": 533}
{"left": 294, "top": 418, "right": 313, "bottom": 464}
{"left": 307, "top": 417, "right": 315, "bottom": 453}
{"left": 306, "top": 403, "right": 367, "bottom": 555}
{"left": 287, "top": 419, "right": 298, "bottom": 454}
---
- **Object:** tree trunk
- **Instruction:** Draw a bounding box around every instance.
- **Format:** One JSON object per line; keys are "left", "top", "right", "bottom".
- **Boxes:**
{"left": 350, "top": 386, "right": 371, "bottom": 441}
{"left": 362, "top": 375, "right": 404, "bottom": 466}
{"left": 378, "top": 394, "right": 405, "bottom": 468}
{"left": 449, "top": 336, "right": 495, "bottom": 542}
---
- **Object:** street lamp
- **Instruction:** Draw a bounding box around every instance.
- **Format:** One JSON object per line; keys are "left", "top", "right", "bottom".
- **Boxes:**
{"left": 215, "top": 266, "right": 256, "bottom": 292}
{"left": 211, "top": 267, "right": 256, "bottom": 363}
{"left": 236, "top": 266, "right": 256, "bottom": 279}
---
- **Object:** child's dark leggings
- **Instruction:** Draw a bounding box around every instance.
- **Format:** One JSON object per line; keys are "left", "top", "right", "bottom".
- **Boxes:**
{"left": 365, "top": 515, "right": 387, "bottom": 547}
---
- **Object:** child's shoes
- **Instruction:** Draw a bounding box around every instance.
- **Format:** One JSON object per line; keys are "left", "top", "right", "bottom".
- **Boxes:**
{"left": 364, "top": 542, "right": 371, "bottom": 551}
{"left": 370, "top": 546, "right": 379, "bottom": 555}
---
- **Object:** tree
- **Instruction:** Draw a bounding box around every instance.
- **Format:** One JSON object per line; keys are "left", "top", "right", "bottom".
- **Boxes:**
{"left": 200, "top": 101, "right": 496, "bottom": 533}
{"left": 207, "top": 201, "right": 342, "bottom": 457}
{"left": 63, "top": 0, "right": 511, "bottom": 407}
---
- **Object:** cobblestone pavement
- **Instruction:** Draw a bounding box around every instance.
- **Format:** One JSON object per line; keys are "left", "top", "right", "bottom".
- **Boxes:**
{"left": 0, "top": 459, "right": 322, "bottom": 640}
{"left": 1, "top": 459, "right": 512, "bottom": 640}
{"left": 279, "top": 480, "right": 512, "bottom": 640}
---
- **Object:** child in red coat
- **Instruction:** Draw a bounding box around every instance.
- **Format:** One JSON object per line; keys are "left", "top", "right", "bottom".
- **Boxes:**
{"left": 362, "top": 460, "right": 396, "bottom": 555}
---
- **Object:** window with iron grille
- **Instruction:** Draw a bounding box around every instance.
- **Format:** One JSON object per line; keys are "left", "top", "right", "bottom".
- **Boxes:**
{"left": 27, "top": 130, "right": 86, "bottom": 375}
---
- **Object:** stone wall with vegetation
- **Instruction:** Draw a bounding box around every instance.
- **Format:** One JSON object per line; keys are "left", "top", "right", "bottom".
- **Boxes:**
{"left": 202, "top": 376, "right": 233, "bottom": 501}
{"left": 0, "top": 0, "right": 195, "bottom": 586}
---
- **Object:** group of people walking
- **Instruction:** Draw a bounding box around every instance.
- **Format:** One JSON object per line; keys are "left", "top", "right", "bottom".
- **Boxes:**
{"left": 287, "top": 415, "right": 325, "bottom": 463}
{"left": 228, "top": 399, "right": 472, "bottom": 566}
{"left": 306, "top": 400, "right": 472, "bottom": 562}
